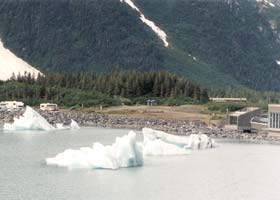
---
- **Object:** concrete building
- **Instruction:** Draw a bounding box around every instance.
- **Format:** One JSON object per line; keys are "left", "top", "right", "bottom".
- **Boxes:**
{"left": 209, "top": 98, "right": 247, "bottom": 103}
{"left": 225, "top": 107, "right": 261, "bottom": 131}
{"left": 268, "top": 104, "right": 280, "bottom": 133}
{"left": 40, "top": 103, "right": 58, "bottom": 111}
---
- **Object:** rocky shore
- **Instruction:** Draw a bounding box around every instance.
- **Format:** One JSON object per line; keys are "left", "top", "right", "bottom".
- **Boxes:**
{"left": 0, "top": 109, "right": 279, "bottom": 143}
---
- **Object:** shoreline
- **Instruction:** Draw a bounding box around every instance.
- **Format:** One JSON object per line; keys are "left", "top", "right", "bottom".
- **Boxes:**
{"left": 1, "top": 109, "right": 280, "bottom": 143}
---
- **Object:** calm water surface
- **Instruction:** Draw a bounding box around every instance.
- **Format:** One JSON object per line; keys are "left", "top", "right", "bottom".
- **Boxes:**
{"left": 1, "top": 127, "right": 280, "bottom": 200}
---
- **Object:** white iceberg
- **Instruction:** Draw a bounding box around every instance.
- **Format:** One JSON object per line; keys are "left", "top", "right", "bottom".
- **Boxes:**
{"left": 143, "top": 138, "right": 190, "bottom": 156}
{"left": 46, "top": 131, "right": 143, "bottom": 170}
{"left": 70, "top": 119, "right": 80, "bottom": 129}
{"left": 142, "top": 128, "right": 216, "bottom": 151}
{"left": 56, "top": 120, "right": 80, "bottom": 130}
{"left": 185, "top": 133, "right": 216, "bottom": 149}
{"left": 3, "top": 106, "right": 55, "bottom": 131}
{"left": 56, "top": 123, "right": 68, "bottom": 130}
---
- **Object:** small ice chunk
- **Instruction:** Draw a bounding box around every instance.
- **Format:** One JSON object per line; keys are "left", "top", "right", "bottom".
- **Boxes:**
{"left": 70, "top": 119, "right": 80, "bottom": 129}
{"left": 56, "top": 123, "right": 69, "bottom": 130}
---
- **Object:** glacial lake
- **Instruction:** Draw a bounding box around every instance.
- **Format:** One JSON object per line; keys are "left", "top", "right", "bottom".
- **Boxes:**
{"left": 1, "top": 127, "right": 280, "bottom": 200}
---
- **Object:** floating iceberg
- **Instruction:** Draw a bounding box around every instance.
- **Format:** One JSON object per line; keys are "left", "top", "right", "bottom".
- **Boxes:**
{"left": 142, "top": 128, "right": 216, "bottom": 150}
{"left": 3, "top": 106, "right": 56, "bottom": 131}
{"left": 3, "top": 106, "right": 81, "bottom": 131}
{"left": 56, "top": 120, "right": 80, "bottom": 130}
{"left": 70, "top": 119, "right": 80, "bottom": 129}
{"left": 142, "top": 128, "right": 189, "bottom": 156}
{"left": 46, "top": 131, "right": 143, "bottom": 170}
{"left": 143, "top": 138, "right": 190, "bottom": 156}
{"left": 185, "top": 134, "right": 216, "bottom": 149}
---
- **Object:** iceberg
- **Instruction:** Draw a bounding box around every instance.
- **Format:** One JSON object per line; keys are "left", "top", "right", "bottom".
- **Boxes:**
{"left": 46, "top": 131, "right": 143, "bottom": 170}
{"left": 185, "top": 134, "right": 216, "bottom": 150}
{"left": 3, "top": 105, "right": 81, "bottom": 131}
{"left": 56, "top": 123, "right": 69, "bottom": 130}
{"left": 3, "top": 106, "right": 55, "bottom": 131}
{"left": 143, "top": 138, "right": 190, "bottom": 156}
{"left": 70, "top": 119, "right": 80, "bottom": 129}
{"left": 56, "top": 120, "right": 80, "bottom": 130}
{"left": 142, "top": 128, "right": 216, "bottom": 150}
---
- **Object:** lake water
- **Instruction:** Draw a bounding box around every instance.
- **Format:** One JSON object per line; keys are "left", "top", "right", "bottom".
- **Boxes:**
{"left": 1, "top": 127, "right": 280, "bottom": 200}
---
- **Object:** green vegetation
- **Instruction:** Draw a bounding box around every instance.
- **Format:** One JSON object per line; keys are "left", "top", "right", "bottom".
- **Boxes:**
{"left": 0, "top": 0, "right": 164, "bottom": 73}
{"left": 134, "top": 0, "right": 280, "bottom": 90}
{"left": 0, "top": 71, "right": 208, "bottom": 107}
{"left": 0, "top": 0, "right": 280, "bottom": 91}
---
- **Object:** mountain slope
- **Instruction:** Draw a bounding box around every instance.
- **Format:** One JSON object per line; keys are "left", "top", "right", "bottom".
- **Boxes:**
{"left": 0, "top": 0, "right": 280, "bottom": 91}
{"left": 134, "top": 0, "right": 280, "bottom": 90}
{"left": 0, "top": 0, "right": 165, "bottom": 73}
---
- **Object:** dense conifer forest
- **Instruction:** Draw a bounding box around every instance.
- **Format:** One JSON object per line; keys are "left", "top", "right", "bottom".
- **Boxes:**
{"left": 0, "top": 71, "right": 209, "bottom": 107}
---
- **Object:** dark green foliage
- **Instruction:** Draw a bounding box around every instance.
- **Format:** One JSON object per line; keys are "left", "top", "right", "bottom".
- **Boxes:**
{"left": 134, "top": 0, "right": 280, "bottom": 90}
{"left": 0, "top": 71, "right": 208, "bottom": 106}
{"left": 0, "top": 81, "right": 119, "bottom": 107}
{"left": 0, "top": 0, "right": 164, "bottom": 72}
{"left": 38, "top": 71, "right": 208, "bottom": 100}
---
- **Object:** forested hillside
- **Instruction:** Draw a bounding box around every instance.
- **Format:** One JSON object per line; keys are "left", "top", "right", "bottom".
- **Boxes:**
{"left": 0, "top": 0, "right": 280, "bottom": 91}
{"left": 0, "top": 0, "right": 164, "bottom": 72}
{"left": 134, "top": 0, "right": 280, "bottom": 90}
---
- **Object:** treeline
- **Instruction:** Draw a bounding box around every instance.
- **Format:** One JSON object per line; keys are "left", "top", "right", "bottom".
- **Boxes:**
{"left": 1, "top": 71, "right": 208, "bottom": 107}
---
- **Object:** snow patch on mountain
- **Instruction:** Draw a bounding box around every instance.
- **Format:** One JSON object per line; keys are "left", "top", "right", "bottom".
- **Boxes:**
{"left": 0, "top": 39, "right": 42, "bottom": 81}
{"left": 120, "top": 0, "right": 169, "bottom": 47}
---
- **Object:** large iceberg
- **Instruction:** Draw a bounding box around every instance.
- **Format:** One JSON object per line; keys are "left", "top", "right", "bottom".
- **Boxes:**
{"left": 142, "top": 128, "right": 216, "bottom": 150}
{"left": 46, "top": 131, "right": 143, "bottom": 170}
{"left": 3, "top": 106, "right": 56, "bottom": 131}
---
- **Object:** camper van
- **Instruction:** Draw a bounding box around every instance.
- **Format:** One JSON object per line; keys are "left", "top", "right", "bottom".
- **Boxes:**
{"left": 0, "top": 101, "right": 24, "bottom": 111}
{"left": 40, "top": 103, "right": 58, "bottom": 111}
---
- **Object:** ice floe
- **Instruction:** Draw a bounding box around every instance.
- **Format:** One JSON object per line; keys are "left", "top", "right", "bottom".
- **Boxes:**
{"left": 142, "top": 128, "right": 216, "bottom": 150}
{"left": 3, "top": 106, "right": 80, "bottom": 131}
{"left": 46, "top": 131, "right": 143, "bottom": 170}
{"left": 70, "top": 119, "right": 80, "bottom": 129}
{"left": 46, "top": 128, "right": 216, "bottom": 170}
{"left": 3, "top": 106, "right": 56, "bottom": 131}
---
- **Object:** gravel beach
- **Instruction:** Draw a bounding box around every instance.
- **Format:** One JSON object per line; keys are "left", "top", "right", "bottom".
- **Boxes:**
{"left": 0, "top": 108, "right": 279, "bottom": 143}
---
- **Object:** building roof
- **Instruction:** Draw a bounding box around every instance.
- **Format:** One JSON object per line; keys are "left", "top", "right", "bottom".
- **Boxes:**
{"left": 229, "top": 107, "right": 260, "bottom": 117}
{"left": 268, "top": 104, "right": 280, "bottom": 108}
{"left": 209, "top": 98, "right": 247, "bottom": 102}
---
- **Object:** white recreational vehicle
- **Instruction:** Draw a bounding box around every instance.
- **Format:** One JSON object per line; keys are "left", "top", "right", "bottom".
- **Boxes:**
{"left": 40, "top": 103, "right": 58, "bottom": 111}
{"left": 0, "top": 101, "right": 24, "bottom": 111}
